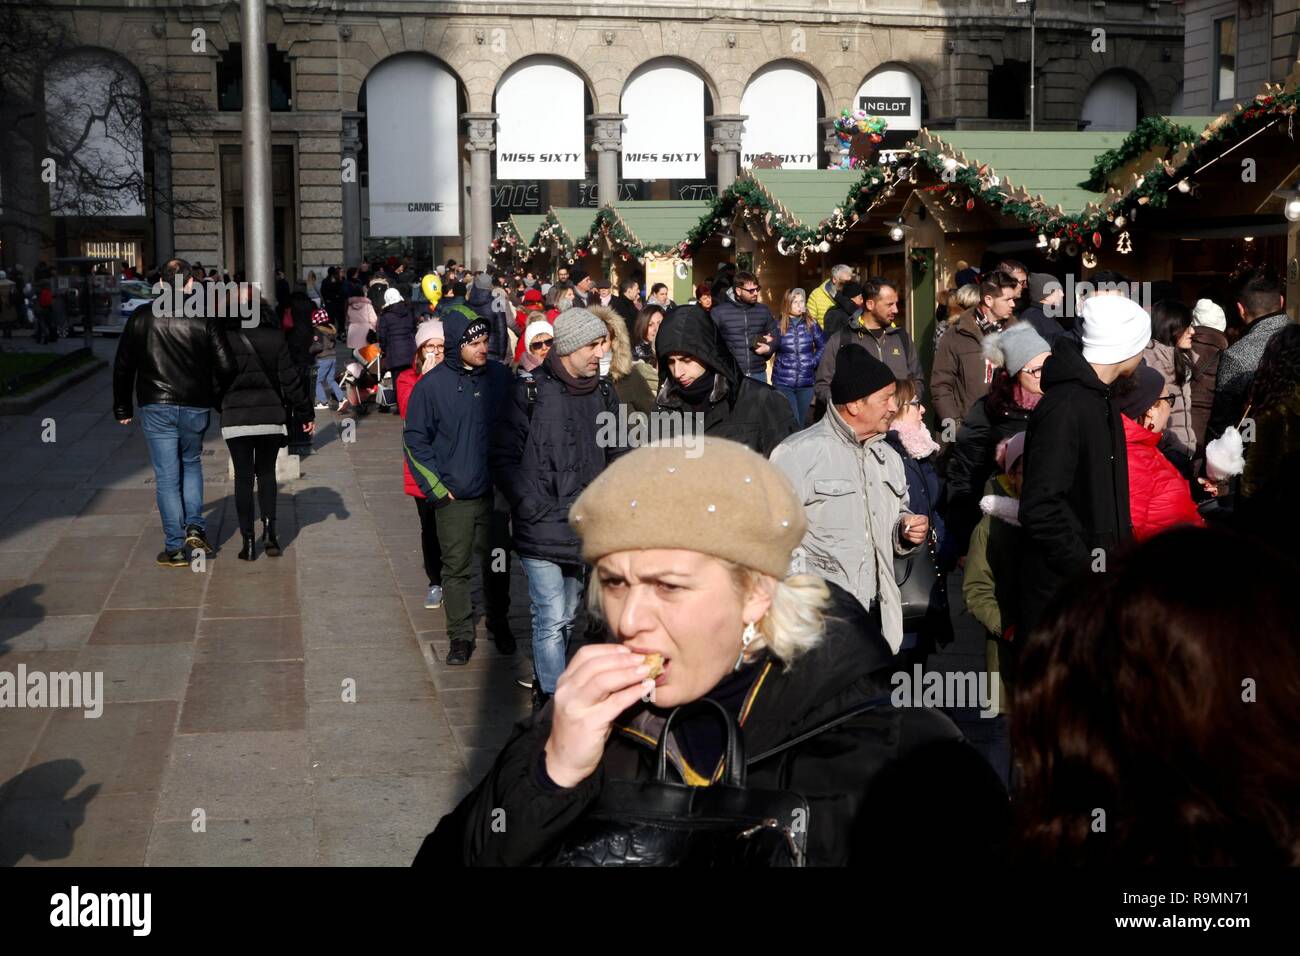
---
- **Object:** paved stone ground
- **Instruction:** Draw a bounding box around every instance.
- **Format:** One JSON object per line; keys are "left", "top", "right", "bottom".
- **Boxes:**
{"left": 0, "top": 334, "right": 998, "bottom": 866}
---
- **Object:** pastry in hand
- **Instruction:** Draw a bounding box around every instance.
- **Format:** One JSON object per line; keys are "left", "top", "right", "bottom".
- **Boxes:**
{"left": 643, "top": 653, "right": 664, "bottom": 679}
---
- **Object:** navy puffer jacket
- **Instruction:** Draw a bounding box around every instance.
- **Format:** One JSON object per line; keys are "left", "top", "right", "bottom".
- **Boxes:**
{"left": 767, "top": 316, "right": 826, "bottom": 389}
{"left": 402, "top": 305, "right": 512, "bottom": 502}
{"left": 378, "top": 299, "right": 418, "bottom": 372}
{"left": 711, "top": 295, "right": 774, "bottom": 377}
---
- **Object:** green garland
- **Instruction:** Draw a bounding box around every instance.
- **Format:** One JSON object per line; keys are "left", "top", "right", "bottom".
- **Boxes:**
{"left": 1083, "top": 116, "right": 1200, "bottom": 191}
{"left": 588, "top": 206, "right": 683, "bottom": 260}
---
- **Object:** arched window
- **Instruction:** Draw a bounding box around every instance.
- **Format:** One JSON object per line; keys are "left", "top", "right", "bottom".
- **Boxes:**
{"left": 44, "top": 50, "right": 146, "bottom": 217}
{"left": 988, "top": 61, "right": 1029, "bottom": 121}
{"left": 1081, "top": 73, "right": 1140, "bottom": 131}
{"left": 621, "top": 62, "right": 706, "bottom": 180}
{"left": 364, "top": 55, "right": 460, "bottom": 237}
{"left": 495, "top": 58, "right": 588, "bottom": 181}
{"left": 741, "top": 64, "right": 820, "bottom": 169}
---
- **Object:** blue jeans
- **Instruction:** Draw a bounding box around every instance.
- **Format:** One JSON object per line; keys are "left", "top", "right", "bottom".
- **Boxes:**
{"left": 315, "top": 356, "right": 344, "bottom": 403}
{"left": 746, "top": 370, "right": 769, "bottom": 384}
{"left": 140, "top": 404, "right": 210, "bottom": 552}
{"left": 775, "top": 385, "right": 814, "bottom": 426}
{"left": 520, "top": 557, "right": 585, "bottom": 694}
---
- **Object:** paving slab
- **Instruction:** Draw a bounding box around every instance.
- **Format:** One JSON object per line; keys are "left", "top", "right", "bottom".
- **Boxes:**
{"left": 155, "top": 730, "right": 312, "bottom": 822}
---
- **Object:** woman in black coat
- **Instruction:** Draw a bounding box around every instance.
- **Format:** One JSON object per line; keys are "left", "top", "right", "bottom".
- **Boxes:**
{"left": 221, "top": 299, "right": 314, "bottom": 560}
{"left": 416, "top": 441, "right": 1007, "bottom": 867}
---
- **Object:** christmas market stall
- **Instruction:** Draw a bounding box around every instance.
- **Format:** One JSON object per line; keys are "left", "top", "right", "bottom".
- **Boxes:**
{"left": 586, "top": 201, "right": 711, "bottom": 302}
{"left": 491, "top": 213, "right": 547, "bottom": 270}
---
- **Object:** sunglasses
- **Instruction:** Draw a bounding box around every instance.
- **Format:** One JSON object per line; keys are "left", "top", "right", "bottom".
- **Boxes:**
{"left": 530, "top": 338, "right": 554, "bottom": 351}
{"left": 1159, "top": 394, "right": 1177, "bottom": 405}
{"left": 740, "top": 286, "right": 760, "bottom": 293}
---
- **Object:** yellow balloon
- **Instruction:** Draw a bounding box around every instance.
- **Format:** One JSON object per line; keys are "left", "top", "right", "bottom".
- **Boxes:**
{"left": 421, "top": 273, "right": 442, "bottom": 308}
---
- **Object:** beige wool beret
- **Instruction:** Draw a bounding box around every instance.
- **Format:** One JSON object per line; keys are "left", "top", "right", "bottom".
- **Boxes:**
{"left": 570, "top": 438, "right": 806, "bottom": 579}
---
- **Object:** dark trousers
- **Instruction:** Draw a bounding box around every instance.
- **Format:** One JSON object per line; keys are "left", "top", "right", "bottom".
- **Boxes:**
{"left": 485, "top": 487, "right": 512, "bottom": 627}
{"left": 226, "top": 435, "right": 281, "bottom": 536}
{"left": 413, "top": 496, "right": 443, "bottom": 587}
{"left": 435, "top": 496, "right": 492, "bottom": 643}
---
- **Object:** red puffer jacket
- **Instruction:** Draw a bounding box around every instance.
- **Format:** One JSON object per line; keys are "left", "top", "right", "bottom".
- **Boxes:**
{"left": 1123, "top": 415, "right": 1204, "bottom": 540}
{"left": 396, "top": 364, "right": 423, "bottom": 498}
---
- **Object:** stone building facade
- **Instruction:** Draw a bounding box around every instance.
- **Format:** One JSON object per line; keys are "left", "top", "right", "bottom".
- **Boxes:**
{"left": 1180, "top": 0, "right": 1299, "bottom": 114}
{"left": 5, "top": 0, "right": 1185, "bottom": 278}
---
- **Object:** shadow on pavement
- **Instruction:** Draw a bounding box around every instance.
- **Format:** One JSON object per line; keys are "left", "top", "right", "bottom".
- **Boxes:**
{"left": 0, "top": 759, "right": 100, "bottom": 867}
{"left": 0, "top": 584, "right": 46, "bottom": 656}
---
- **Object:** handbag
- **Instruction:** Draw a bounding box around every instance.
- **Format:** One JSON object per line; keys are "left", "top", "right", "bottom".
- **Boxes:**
{"left": 236, "top": 330, "right": 293, "bottom": 447}
{"left": 893, "top": 463, "right": 953, "bottom": 642}
{"left": 547, "top": 699, "right": 809, "bottom": 867}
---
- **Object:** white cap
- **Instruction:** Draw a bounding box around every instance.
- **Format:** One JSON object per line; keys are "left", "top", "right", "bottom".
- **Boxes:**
{"left": 1191, "top": 298, "right": 1227, "bottom": 333}
{"left": 382, "top": 287, "right": 403, "bottom": 308}
{"left": 523, "top": 320, "right": 554, "bottom": 348}
{"left": 1079, "top": 295, "right": 1152, "bottom": 365}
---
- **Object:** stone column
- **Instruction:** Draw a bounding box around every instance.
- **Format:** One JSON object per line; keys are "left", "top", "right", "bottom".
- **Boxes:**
{"left": 589, "top": 113, "right": 626, "bottom": 206}
{"left": 151, "top": 120, "right": 174, "bottom": 265}
{"left": 341, "top": 111, "right": 363, "bottom": 267}
{"left": 819, "top": 116, "right": 842, "bottom": 170}
{"left": 240, "top": 0, "right": 275, "bottom": 299}
{"left": 462, "top": 112, "right": 497, "bottom": 273}
{"left": 707, "top": 115, "right": 746, "bottom": 193}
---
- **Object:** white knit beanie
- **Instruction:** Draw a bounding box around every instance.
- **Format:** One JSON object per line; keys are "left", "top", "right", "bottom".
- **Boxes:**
{"left": 1079, "top": 295, "right": 1152, "bottom": 365}
{"left": 1191, "top": 298, "right": 1228, "bottom": 333}
{"left": 382, "top": 287, "right": 403, "bottom": 308}
{"left": 523, "top": 319, "right": 554, "bottom": 349}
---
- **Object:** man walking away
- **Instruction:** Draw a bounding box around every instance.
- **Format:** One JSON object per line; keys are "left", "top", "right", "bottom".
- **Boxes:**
{"left": 1206, "top": 268, "right": 1289, "bottom": 443}
{"left": 490, "top": 308, "right": 625, "bottom": 708}
{"left": 403, "top": 306, "right": 514, "bottom": 664}
{"left": 113, "top": 258, "right": 236, "bottom": 566}
{"left": 1018, "top": 294, "right": 1149, "bottom": 636}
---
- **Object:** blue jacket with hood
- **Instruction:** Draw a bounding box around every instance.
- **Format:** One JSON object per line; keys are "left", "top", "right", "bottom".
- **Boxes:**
{"left": 402, "top": 304, "right": 513, "bottom": 502}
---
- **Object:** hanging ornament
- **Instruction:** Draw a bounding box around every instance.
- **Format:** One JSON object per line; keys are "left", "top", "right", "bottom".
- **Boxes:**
{"left": 1092, "top": 231, "right": 1102, "bottom": 248}
{"left": 965, "top": 197, "right": 975, "bottom": 211}
{"left": 1114, "top": 214, "right": 1126, "bottom": 229}
{"left": 1049, "top": 236, "right": 1062, "bottom": 251}
{"left": 1116, "top": 231, "right": 1133, "bottom": 255}
{"left": 776, "top": 236, "right": 794, "bottom": 257}
{"left": 1036, "top": 234, "right": 1048, "bottom": 250}
{"left": 818, "top": 240, "right": 831, "bottom": 253}
{"left": 1065, "top": 242, "right": 1079, "bottom": 257}
{"left": 1082, "top": 251, "right": 1098, "bottom": 269}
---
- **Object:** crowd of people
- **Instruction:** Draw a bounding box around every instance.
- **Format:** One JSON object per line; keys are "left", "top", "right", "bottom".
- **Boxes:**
{"left": 108, "top": 248, "right": 1300, "bottom": 866}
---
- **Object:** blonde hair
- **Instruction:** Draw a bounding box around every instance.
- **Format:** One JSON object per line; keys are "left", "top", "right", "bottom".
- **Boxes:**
{"left": 585, "top": 557, "right": 831, "bottom": 668}
{"left": 954, "top": 283, "right": 980, "bottom": 311}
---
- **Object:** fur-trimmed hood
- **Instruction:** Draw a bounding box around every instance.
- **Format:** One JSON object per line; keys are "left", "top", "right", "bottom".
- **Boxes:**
{"left": 587, "top": 303, "right": 633, "bottom": 382}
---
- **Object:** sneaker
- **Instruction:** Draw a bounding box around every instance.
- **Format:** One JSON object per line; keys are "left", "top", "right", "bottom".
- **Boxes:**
{"left": 314, "top": 402, "right": 331, "bottom": 410}
{"left": 489, "top": 620, "right": 517, "bottom": 656}
{"left": 184, "top": 525, "right": 215, "bottom": 555}
{"left": 445, "top": 638, "right": 474, "bottom": 666}
{"left": 156, "top": 548, "right": 188, "bottom": 568}
{"left": 424, "top": 585, "right": 444, "bottom": 609}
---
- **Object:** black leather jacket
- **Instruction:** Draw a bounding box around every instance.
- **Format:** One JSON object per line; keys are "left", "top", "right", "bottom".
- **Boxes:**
{"left": 112, "top": 299, "right": 237, "bottom": 420}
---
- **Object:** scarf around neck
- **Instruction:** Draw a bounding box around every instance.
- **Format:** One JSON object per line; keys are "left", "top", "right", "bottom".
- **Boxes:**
{"left": 545, "top": 349, "right": 599, "bottom": 394}
{"left": 891, "top": 420, "right": 941, "bottom": 459}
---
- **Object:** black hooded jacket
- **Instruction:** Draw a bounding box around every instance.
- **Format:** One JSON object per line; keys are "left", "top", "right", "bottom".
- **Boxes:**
{"left": 1018, "top": 335, "right": 1132, "bottom": 635}
{"left": 489, "top": 353, "right": 627, "bottom": 565}
{"left": 653, "top": 305, "right": 797, "bottom": 457}
{"left": 822, "top": 290, "right": 860, "bottom": 340}
{"left": 219, "top": 304, "right": 313, "bottom": 429}
{"left": 415, "top": 581, "right": 1009, "bottom": 867}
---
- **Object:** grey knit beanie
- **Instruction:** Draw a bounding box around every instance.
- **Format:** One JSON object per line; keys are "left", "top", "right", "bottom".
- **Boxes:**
{"left": 552, "top": 307, "right": 608, "bottom": 356}
{"left": 982, "top": 322, "right": 1051, "bottom": 376}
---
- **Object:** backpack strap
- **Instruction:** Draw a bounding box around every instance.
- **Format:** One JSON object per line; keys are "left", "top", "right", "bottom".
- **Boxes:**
{"left": 524, "top": 376, "right": 538, "bottom": 420}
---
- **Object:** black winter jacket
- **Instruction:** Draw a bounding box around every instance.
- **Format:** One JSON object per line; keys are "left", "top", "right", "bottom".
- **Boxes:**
{"left": 112, "top": 297, "right": 237, "bottom": 421}
{"left": 815, "top": 312, "right": 926, "bottom": 407}
{"left": 654, "top": 305, "right": 797, "bottom": 457}
{"left": 467, "top": 284, "right": 510, "bottom": 363}
{"left": 285, "top": 292, "right": 316, "bottom": 368}
{"left": 378, "top": 300, "right": 418, "bottom": 373}
{"left": 1019, "top": 336, "right": 1132, "bottom": 635}
{"left": 416, "top": 582, "right": 1009, "bottom": 867}
{"left": 944, "top": 394, "right": 1030, "bottom": 556}
{"left": 219, "top": 310, "right": 313, "bottom": 429}
{"left": 710, "top": 295, "right": 774, "bottom": 377}
{"left": 489, "top": 355, "right": 627, "bottom": 565}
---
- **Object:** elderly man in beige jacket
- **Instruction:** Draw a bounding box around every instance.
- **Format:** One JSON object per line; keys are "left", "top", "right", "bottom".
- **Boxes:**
{"left": 771, "top": 345, "right": 927, "bottom": 653}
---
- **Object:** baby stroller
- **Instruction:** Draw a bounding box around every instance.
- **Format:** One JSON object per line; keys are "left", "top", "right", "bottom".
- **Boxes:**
{"left": 338, "top": 342, "right": 392, "bottom": 415}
